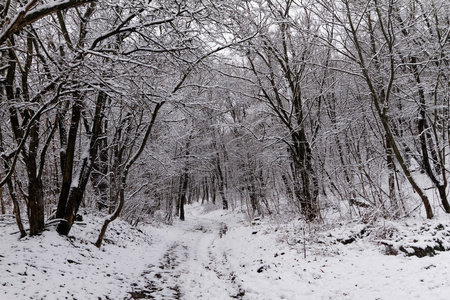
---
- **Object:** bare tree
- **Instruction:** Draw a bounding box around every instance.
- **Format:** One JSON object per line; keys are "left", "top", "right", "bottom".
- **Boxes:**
{"left": 317, "top": 0, "right": 436, "bottom": 218}
{"left": 232, "top": 1, "right": 324, "bottom": 220}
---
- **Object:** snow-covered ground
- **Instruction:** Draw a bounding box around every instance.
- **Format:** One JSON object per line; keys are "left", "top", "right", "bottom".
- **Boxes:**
{"left": 2, "top": 204, "right": 450, "bottom": 299}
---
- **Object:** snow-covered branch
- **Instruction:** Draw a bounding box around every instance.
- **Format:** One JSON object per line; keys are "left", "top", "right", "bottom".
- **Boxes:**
{"left": 0, "top": 0, "right": 95, "bottom": 45}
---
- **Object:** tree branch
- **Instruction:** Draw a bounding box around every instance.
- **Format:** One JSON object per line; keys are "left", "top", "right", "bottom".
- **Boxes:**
{"left": 0, "top": 0, "right": 96, "bottom": 46}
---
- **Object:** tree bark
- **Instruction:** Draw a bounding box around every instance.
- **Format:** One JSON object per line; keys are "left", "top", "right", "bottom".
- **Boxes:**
{"left": 179, "top": 172, "right": 188, "bottom": 221}
{"left": 0, "top": 187, "right": 4, "bottom": 215}
{"left": 57, "top": 90, "right": 106, "bottom": 235}
{"left": 90, "top": 92, "right": 109, "bottom": 211}
{"left": 290, "top": 128, "right": 319, "bottom": 221}
{"left": 56, "top": 98, "right": 82, "bottom": 220}
{"left": 216, "top": 155, "right": 228, "bottom": 210}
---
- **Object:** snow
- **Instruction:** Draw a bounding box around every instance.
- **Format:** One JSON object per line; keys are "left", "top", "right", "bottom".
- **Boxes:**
{"left": 0, "top": 218, "right": 149, "bottom": 299}
{"left": 2, "top": 205, "right": 450, "bottom": 299}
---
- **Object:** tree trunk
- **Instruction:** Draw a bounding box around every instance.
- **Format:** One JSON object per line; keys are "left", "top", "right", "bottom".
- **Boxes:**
{"left": 0, "top": 187, "right": 4, "bottom": 215}
{"left": 57, "top": 155, "right": 91, "bottom": 235}
{"left": 216, "top": 157, "right": 228, "bottom": 210}
{"left": 386, "top": 135, "right": 399, "bottom": 215}
{"left": 212, "top": 131, "right": 228, "bottom": 210}
{"left": 179, "top": 138, "right": 191, "bottom": 220}
{"left": 56, "top": 99, "right": 82, "bottom": 220}
{"left": 291, "top": 129, "right": 318, "bottom": 221}
{"left": 166, "top": 181, "right": 174, "bottom": 225}
{"left": 281, "top": 174, "right": 293, "bottom": 202}
{"left": 95, "top": 176, "right": 124, "bottom": 248}
{"left": 90, "top": 91, "right": 109, "bottom": 211}
{"left": 27, "top": 114, "right": 45, "bottom": 236}
{"left": 248, "top": 180, "right": 259, "bottom": 216}
{"left": 179, "top": 172, "right": 188, "bottom": 221}
{"left": 27, "top": 175, "right": 45, "bottom": 236}
{"left": 57, "top": 90, "right": 106, "bottom": 235}
{"left": 8, "top": 180, "right": 26, "bottom": 238}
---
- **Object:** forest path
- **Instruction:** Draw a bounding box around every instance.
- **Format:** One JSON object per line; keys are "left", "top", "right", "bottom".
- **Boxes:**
{"left": 128, "top": 205, "right": 244, "bottom": 299}
{"left": 128, "top": 205, "right": 450, "bottom": 300}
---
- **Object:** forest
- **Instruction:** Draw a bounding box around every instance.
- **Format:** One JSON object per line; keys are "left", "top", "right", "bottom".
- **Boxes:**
{"left": 1, "top": 0, "right": 450, "bottom": 299}
{"left": 2, "top": 0, "right": 449, "bottom": 237}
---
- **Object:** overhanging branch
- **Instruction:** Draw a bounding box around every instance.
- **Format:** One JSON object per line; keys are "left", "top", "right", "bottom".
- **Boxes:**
{"left": 0, "top": 0, "right": 96, "bottom": 46}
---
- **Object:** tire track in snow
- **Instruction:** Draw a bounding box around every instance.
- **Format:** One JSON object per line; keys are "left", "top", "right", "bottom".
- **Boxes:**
{"left": 128, "top": 213, "right": 244, "bottom": 299}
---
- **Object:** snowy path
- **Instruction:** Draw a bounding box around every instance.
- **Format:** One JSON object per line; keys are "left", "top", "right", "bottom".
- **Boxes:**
{"left": 129, "top": 206, "right": 450, "bottom": 300}
{"left": 3, "top": 204, "right": 450, "bottom": 299}
{"left": 130, "top": 209, "right": 244, "bottom": 299}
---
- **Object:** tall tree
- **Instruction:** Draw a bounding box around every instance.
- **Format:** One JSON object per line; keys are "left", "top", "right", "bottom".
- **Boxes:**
{"left": 235, "top": 0, "right": 323, "bottom": 220}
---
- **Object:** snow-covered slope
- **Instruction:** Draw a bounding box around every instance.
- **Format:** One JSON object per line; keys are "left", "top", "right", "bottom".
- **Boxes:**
{"left": 0, "top": 215, "right": 151, "bottom": 299}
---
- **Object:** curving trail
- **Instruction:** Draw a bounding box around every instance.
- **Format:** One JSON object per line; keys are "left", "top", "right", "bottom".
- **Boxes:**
{"left": 129, "top": 207, "right": 244, "bottom": 299}
{"left": 128, "top": 205, "right": 450, "bottom": 300}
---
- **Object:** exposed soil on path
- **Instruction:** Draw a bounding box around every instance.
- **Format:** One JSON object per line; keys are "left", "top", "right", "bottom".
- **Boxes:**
{"left": 126, "top": 206, "right": 450, "bottom": 300}
{"left": 128, "top": 210, "right": 244, "bottom": 299}
{"left": 4, "top": 203, "right": 450, "bottom": 299}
